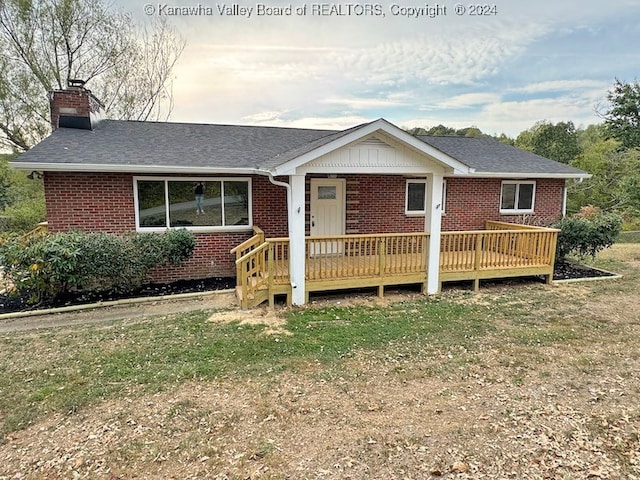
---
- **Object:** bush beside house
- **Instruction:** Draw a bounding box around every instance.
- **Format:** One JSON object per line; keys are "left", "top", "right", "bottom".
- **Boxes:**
{"left": 554, "top": 206, "right": 622, "bottom": 260}
{"left": 0, "top": 229, "right": 196, "bottom": 304}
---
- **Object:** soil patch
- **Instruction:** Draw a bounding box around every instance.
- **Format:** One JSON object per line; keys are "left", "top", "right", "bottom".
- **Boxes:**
{"left": 0, "top": 276, "right": 235, "bottom": 315}
{"left": 553, "top": 259, "right": 617, "bottom": 281}
{"left": 0, "top": 258, "right": 619, "bottom": 316}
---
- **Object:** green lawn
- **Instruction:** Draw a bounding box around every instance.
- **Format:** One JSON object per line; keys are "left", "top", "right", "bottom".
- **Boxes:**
{"left": 1, "top": 244, "right": 639, "bottom": 478}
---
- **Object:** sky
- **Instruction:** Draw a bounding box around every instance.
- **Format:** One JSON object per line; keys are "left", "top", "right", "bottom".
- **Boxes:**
{"left": 119, "top": 0, "right": 639, "bottom": 137}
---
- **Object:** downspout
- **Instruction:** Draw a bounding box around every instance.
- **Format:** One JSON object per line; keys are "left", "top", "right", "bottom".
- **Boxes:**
{"left": 264, "top": 172, "right": 297, "bottom": 290}
{"left": 266, "top": 172, "right": 292, "bottom": 209}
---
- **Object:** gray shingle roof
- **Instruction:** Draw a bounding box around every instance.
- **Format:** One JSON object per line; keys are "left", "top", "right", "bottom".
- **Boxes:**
{"left": 13, "top": 119, "right": 588, "bottom": 177}
{"left": 419, "top": 135, "right": 586, "bottom": 176}
{"left": 15, "top": 119, "right": 338, "bottom": 170}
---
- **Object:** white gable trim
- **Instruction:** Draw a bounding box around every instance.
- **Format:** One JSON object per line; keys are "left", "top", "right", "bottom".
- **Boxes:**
{"left": 271, "top": 119, "right": 471, "bottom": 176}
{"left": 298, "top": 132, "right": 448, "bottom": 175}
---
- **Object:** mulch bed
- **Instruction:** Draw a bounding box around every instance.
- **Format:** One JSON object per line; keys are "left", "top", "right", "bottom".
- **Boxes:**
{"left": 552, "top": 259, "right": 617, "bottom": 281}
{"left": 0, "top": 277, "right": 235, "bottom": 315}
{"left": 0, "top": 260, "right": 618, "bottom": 316}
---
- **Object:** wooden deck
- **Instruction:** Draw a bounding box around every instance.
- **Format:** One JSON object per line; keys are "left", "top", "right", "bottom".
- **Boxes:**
{"left": 233, "top": 222, "right": 559, "bottom": 308}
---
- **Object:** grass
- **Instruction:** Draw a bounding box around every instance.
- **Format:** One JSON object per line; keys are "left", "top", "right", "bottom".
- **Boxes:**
{"left": 0, "top": 244, "right": 638, "bottom": 450}
{"left": 618, "top": 231, "right": 640, "bottom": 243}
{"left": 0, "top": 298, "right": 492, "bottom": 439}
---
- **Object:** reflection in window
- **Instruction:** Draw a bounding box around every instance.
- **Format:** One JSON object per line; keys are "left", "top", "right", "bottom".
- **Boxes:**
{"left": 317, "top": 185, "right": 337, "bottom": 200}
{"left": 406, "top": 181, "right": 426, "bottom": 213}
{"left": 136, "top": 178, "right": 251, "bottom": 229}
{"left": 137, "top": 180, "right": 166, "bottom": 227}
{"left": 500, "top": 181, "right": 535, "bottom": 213}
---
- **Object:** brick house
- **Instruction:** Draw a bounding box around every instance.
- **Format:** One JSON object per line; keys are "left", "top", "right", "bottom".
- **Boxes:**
{"left": 12, "top": 84, "right": 589, "bottom": 306}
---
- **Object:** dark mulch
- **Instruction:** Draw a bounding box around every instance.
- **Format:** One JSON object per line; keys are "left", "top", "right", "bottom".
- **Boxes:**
{"left": 0, "top": 260, "right": 618, "bottom": 316}
{"left": 552, "top": 259, "right": 616, "bottom": 281}
{"left": 0, "top": 277, "right": 235, "bottom": 315}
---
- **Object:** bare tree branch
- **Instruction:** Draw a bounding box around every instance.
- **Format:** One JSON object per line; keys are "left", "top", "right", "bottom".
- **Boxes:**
{"left": 0, "top": 0, "right": 184, "bottom": 151}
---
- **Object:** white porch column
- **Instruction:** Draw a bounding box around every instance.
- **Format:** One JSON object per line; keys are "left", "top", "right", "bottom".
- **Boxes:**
{"left": 425, "top": 173, "right": 444, "bottom": 294}
{"left": 288, "top": 174, "right": 307, "bottom": 305}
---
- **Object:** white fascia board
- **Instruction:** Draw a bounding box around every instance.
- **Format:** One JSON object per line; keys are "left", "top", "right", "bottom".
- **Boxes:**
{"left": 272, "top": 118, "right": 471, "bottom": 176}
{"left": 299, "top": 165, "right": 448, "bottom": 175}
{"left": 9, "top": 162, "right": 262, "bottom": 176}
{"left": 449, "top": 171, "right": 592, "bottom": 179}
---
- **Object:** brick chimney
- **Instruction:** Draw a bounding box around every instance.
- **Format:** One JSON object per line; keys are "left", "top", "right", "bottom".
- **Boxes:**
{"left": 49, "top": 79, "right": 104, "bottom": 131}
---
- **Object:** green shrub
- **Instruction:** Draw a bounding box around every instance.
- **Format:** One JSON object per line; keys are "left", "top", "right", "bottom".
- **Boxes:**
{"left": 554, "top": 207, "right": 622, "bottom": 260}
{"left": 0, "top": 229, "right": 196, "bottom": 304}
{"left": 0, "top": 198, "right": 46, "bottom": 233}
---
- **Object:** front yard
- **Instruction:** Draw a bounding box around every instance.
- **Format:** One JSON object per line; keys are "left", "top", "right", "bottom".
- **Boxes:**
{"left": 1, "top": 244, "right": 639, "bottom": 479}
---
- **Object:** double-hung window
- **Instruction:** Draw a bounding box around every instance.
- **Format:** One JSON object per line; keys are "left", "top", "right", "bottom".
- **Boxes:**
{"left": 500, "top": 180, "right": 535, "bottom": 214}
{"left": 134, "top": 177, "right": 251, "bottom": 231}
{"left": 405, "top": 179, "right": 447, "bottom": 215}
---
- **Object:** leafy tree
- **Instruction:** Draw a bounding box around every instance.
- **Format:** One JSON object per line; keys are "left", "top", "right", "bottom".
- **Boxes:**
{"left": 0, "top": 0, "right": 185, "bottom": 151}
{"left": 496, "top": 133, "right": 515, "bottom": 145}
{"left": 0, "top": 154, "right": 45, "bottom": 231}
{"left": 600, "top": 78, "right": 640, "bottom": 150}
{"left": 566, "top": 125, "right": 640, "bottom": 224}
{"left": 425, "top": 124, "right": 458, "bottom": 136}
{"left": 516, "top": 121, "right": 581, "bottom": 164}
{"left": 408, "top": 124, "right": 493, "bottom": 137}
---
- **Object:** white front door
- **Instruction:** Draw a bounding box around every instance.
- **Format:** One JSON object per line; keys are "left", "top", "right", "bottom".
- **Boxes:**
{"left": 310, "top": 178, "right": 345, "bottom": 254}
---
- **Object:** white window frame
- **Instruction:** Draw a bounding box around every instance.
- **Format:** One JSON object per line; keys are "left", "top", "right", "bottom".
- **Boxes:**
{"left": 441, "top": 179, "right": 447, "bottom": 214}
{"left": 500, "top": 180, "right": 536, "bottom": 214}
{"left": 405, "top": 179, "right": 427, "bottom": 215}
{"left": 133, "top": 176, "right": 252, "bottom": 232}
{"left": 405, "top": 179, "right": 447, "bottom": 216}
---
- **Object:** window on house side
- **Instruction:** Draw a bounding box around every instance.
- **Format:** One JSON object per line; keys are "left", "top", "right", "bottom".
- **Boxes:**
{"left": 135, "top": 177, "right": 251, "bottom": 231}
{"left": 406, "top": 180, "right": 426, "bottom": 214}
{"left": 405, "top": 179, "right": 447, "bottom": 215}
{"left": 500, "top": 181, "right": 535, "bottom": 214}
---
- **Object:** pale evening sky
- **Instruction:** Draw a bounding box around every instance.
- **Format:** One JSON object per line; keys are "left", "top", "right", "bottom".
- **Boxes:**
{"left": 118, "top": 0, "right": 639, "bottom": 136}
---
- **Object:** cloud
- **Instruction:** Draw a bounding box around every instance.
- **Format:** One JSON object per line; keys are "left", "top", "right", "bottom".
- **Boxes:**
{"left": 320, "top": 96, "right": 409, "bottom": 109}
{"left": 242, "top": 111, "right": 288, "bottom": 123}
{"left": 430, "top": 93, "right": 503, "bottom": 110}
{"left": 510, "top": 80, "right": 610, "bottom": 95}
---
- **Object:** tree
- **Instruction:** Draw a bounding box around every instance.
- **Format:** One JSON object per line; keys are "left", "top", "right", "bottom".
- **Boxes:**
{"left": 0, "top": 0, "right": 185, "bottom": 151}
{"left": 0, "top": 153, "right": 45, "bottom": 231}
{"left": 515, "top": 121, "right": 581, "bottom": 165}
{"left": 600, "top": 78, "right": 640, "bottom": 150}
{"left": 408, "top": 124, "right": 491, "bottom": 137}
{"left": 568, "top": 125, "right": 640, "bottom": 219}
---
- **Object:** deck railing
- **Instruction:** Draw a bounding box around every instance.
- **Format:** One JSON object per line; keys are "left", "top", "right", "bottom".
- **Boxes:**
{"left": 234, "top": 224, "right": 559, "bottom": 307}
{"left": 304, "top": 232, "right": 430, "bottom": 281}
{"left": 440, "top": 223, "right": 558, "bottom": 289}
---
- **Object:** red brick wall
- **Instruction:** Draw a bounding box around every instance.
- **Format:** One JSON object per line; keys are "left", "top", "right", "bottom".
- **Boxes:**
{"left": 49, "top": 89, "right": 97, "bottom": 129}
{"left": 43, "top": 172, "right": 287, "bottom": 281}
{"left": 306, "top": 175, "right": 563, "bottom": 234}
{"left": 43, "top": 172, "right": 565, "bottom": 282}
{"left": 442, "top": 177, "right": 565, "bottom": 231}
{"left": 252, "top": 175, "right": 288, "bottom": 237}
{"left": 44, "top": 172, "right": 136, "bottom": 233}
{"left": 343, "top": 175, "right": 424, "bottom": 234}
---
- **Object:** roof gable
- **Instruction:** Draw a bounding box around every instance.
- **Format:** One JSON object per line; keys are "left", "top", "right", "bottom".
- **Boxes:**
{"left": 271, "top": 119, "right": 470, "bottom": 176}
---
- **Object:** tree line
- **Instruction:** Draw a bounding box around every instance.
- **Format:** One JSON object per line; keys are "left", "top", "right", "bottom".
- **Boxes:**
{"left": 409, "top": 79, "right": 640, "bottom": 229}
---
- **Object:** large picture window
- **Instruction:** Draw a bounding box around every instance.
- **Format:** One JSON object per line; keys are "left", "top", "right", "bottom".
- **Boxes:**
{"left": 500, "top": 181, "right": 535, "bottom": 214}
{"left": 134, "top": 177, "right": 251, "bottom": 231}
